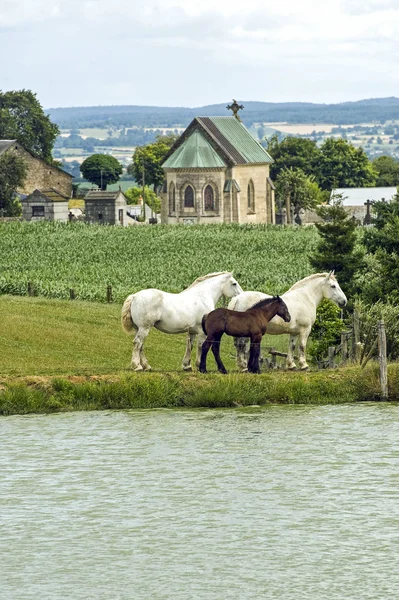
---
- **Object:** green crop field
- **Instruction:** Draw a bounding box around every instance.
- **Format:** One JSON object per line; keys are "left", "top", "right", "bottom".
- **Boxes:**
{"left": 0, "top": 222, "right": 319, "bottom": 303}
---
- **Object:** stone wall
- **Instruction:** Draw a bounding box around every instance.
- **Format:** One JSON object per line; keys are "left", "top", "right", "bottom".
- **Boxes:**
{"left": 162, "top": 164, "right": 275, "bottom": 225}
{"left": 163, "top": 168, "right": 226, "bottom": 224}
{"left": 85, "top": 200, "right": 116, "bottom": 225}
{"left": 231, "top": 164, "right": 274, "bottom": 224}
{"left": 7, "top": 143, "right": 72, "bottom": 198}
{"left": 22, "top": 196, "right": 69, "bottom": 222}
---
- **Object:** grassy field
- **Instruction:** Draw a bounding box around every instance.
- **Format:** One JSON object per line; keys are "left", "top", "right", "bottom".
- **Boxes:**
{"left": 0, "top": 222, "right": 318, "bottom": 302}
{"left": 0, "top": 295, "right": 287, "bottom": 377}
{"left": 1, "top": 295, "right": 396, "bottom": 415}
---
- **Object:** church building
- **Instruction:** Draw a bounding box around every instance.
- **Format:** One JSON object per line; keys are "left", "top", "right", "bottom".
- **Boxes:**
{"left": 160, "top": 102, "right": 275, "bottom": 225}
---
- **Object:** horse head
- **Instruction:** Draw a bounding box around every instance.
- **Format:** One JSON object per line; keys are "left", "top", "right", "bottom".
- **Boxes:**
{"left": 275, "top": 296, "right": 291, "bottom": 322}
{"left": 323, "top": 272, "right": 347, "bottom": 308}
{"left": 222, "top": 273, "right": 243, "bottom": 298}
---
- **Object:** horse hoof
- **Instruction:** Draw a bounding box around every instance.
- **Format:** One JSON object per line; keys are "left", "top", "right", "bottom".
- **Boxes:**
{"left": 134, "top": 365, "right": 144, "bottom": 372}
{"left": 240, "top": 368, "right": 248, "bottom": 373}
{"left": 183, "top": 365, "right": 193, "bottom": 372}
{"left": 143, "top": 366, "right": 152, "bottom": 372}
{"left": 300, "top": 366, "right": 309, "bottom": 371}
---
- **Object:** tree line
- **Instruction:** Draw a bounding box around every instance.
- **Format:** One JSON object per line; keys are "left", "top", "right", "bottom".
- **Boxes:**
{"left": 47, "top": 98, "right": 399, "bottom": 129}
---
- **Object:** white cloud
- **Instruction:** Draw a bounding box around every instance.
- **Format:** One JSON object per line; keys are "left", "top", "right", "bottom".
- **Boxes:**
{"left": 0, "top": 0, "right": 398, "bottom": 106}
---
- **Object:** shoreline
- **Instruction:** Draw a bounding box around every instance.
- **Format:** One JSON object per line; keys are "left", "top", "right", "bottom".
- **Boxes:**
{"left": 1, "top": 364, "right": 397, "bottom": 416}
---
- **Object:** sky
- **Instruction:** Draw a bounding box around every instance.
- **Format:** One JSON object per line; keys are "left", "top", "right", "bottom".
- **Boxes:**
{"left": 1, "top": 0, "right": 398, "bottom": 108}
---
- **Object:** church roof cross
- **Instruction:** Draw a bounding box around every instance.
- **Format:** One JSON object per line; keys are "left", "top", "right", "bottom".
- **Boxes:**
{"left": 227, "top": 99, "right": 244, "bottom": 121}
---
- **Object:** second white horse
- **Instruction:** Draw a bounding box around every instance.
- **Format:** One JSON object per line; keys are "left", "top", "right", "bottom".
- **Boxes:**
{"left": 228, "top": 272, "right": 347, "bottom": 371}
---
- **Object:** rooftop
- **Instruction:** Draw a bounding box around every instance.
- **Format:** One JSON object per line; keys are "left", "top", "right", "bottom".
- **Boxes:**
{"left": 23, "top": 188, "right": 70, "bottom": 203}
{"left": 84, "top": 190, "right": 126, "bottom": 201}
{"left": 162, "top": 116, "right": 273, "bottom": 169}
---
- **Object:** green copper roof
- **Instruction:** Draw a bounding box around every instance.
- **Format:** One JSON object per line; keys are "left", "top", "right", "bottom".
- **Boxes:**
{"left": 201, "top": 117, "right": 273, "bottom": 164}
{"left": 162, "top": 131, "right": 226, "bottom": 168}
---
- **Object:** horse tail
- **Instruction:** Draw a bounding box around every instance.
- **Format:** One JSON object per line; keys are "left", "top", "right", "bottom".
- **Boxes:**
{"left": 121, "top": 294, "right": 136, "bottom": 334}
{"left": 202, "top": 314, "right": 208, "bottom": 335}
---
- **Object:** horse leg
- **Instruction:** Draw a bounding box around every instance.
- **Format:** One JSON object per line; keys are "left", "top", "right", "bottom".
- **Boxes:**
{"left": 248, "top": 334, "right": 262, "bottom": 373}
{"left": 131, "top": 327, "right": 151, "bottom": 371}
{"left": 234, "top": 336, "right": 249, "bottom": 372}
{"left": 286, "top": 334, "right": 297, "bottom": 370}
{"left": 199, "top": 338, "right": 213, "bottom": 373}
{"left": 182, "top": 331, "right": 196, "bottom": 371}
{"left": 139, "top": 345, "right": 152, "bottom": 371}
{"left": 211, "top": 334, "right": 227, "bottom": 374}
{"left": 298, "top": 327, "right": 311, "bottom": 370}
{"left": 195, "top": 332, "right": 206, "bottom": 370}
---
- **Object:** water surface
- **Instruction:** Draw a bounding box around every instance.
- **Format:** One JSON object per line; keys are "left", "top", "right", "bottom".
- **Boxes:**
{"left": 1, "top": 404, "right": 399, "bottom": 599}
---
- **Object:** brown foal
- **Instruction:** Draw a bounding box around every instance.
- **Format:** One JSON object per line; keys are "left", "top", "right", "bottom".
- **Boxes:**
{"left": 199, "top": 296, "right": 291, "bottom": 374}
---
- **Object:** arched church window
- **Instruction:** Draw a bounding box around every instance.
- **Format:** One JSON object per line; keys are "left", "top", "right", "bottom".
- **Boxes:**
{"left": 247, "top": 180, "right": 255, "bottom": 212}
{"left": 184, "top": 185, "right": 194, "bottom": 208}
{"left": 169, "top": 182, "right": 176, "bottom": 213}
{"left": 204, "top": 185, "right": 215, "bottom": 211}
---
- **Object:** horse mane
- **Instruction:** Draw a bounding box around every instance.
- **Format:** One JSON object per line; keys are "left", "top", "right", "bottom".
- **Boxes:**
{"left": 287, "top": 272, "right": 336, "bottom": 291}
{"left": 249, "top": 296, "right": 280, "bottom": 310}
{"left": 186, "top": 271, "right": 231, "bottom": 289}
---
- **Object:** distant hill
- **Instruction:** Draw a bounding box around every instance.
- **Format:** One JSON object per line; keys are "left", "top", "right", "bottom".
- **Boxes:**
{"left": 47, "top": 98, "right": 399, "bottom": 129}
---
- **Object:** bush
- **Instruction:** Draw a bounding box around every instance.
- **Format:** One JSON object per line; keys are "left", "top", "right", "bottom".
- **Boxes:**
{"left": 355, "top": 298, "right": 399, "bottom": 360}
{"left": 309, "top": 299, "right": 345, "bottom": 361}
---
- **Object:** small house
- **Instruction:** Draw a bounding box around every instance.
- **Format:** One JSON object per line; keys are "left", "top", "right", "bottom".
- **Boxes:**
{"left": 84, "top": 189, "right": 129, "bottom": 226}
{"left": 21, "top": 188, "right": 70, "bottom": 222}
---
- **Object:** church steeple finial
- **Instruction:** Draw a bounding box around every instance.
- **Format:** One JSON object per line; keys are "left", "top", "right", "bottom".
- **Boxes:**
{"left": 227, "top": 99, "right": 244, "bottom": 121}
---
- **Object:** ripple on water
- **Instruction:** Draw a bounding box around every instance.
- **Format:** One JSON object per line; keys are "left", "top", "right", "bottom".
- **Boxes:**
{"left": 1, "top": 403, "right": 399, "bottom": 600}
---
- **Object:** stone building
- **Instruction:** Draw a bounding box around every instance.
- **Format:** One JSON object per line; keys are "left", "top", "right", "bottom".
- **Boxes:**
{"left": 21, "top": 188, "right": 70, "bottom": 222}
{"left": 0, "top": 140, "right": 73, "bottom": 198}
{"left": 84, "top": 189, "right": 129, "bottom": 226}
{"left": 160, "top": 111, "right": 275, "bottom": 225}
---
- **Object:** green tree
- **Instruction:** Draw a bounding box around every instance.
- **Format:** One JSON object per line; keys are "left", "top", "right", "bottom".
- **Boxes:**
{"left": 310, "top": 193, "right": 364, "bottom": 299}
{"left": 80, "top": 154, "right": 123, "bottom": 190}
{"left": 0, "top": 153, "right": 27, "bottom": 216}
{"left": 275, "top": 167, "right": 323, "bottom": 223}
{"left": 317, "top": 138, "right": 377, "bottom": 190}
{"left": 0, "top": 90, "right": 59, "bottom": 163}
{"left": 359, "top": 193, "right": 399, "bottom": 303}
{"left": 266, "top": 134, "right": 320, "bottom": 181}
{"left": 128, "top": 134, "right": 179, "bottom": 194}
{"left": 372, "top": 155, "right": 399, "bottom": 186}
{"left": 125, "top": 186, "right": 160, "bottom": 213}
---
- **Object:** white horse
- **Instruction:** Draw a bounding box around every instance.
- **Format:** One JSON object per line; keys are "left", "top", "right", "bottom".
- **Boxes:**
{"left": 122, "top": 272, "right": 243, "bottom": 371}
{"left": 228, "top": 272, "right": 347, "bottom": 371}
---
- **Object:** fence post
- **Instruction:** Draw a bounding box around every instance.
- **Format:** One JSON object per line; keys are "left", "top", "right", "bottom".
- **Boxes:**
{"left": 351, "top": 309, "right": 360, "bottom": 362}
{"left": 107, "top": 285, "right": 113, "bottom": 303}
{"left": 28, "top": 282, "right": 34, "bottom": 297}
{"left": 69, "top": 288, "right": 76, "bottom": 300}
{"left": 270, "top": 348, "right": 277, "bottom": 369}
{"left": 341, "top": 332, "right": 349, "bottom": 366}
{"left": 378, "top": 320, "right": 388, "bottom": 400}
{"left": 328, "top": 346, "right": 335, "bottom": 369}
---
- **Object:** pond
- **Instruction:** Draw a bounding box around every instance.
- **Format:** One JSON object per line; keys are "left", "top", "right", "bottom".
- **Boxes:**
{"left": 1, "top": 403, "right": 398, "bottom": 599}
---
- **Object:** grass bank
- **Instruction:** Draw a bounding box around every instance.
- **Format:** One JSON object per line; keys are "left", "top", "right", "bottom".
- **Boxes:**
{"left": 0, "top": 295, "right": 397, "bottom": 415}
{"left": 1, "top": 366, "right": 398, "bottom": 416}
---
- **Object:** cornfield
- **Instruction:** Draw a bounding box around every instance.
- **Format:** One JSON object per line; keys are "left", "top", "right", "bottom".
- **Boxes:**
{"left": 0, "top": 222, "right": 319, "bottom": 303}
